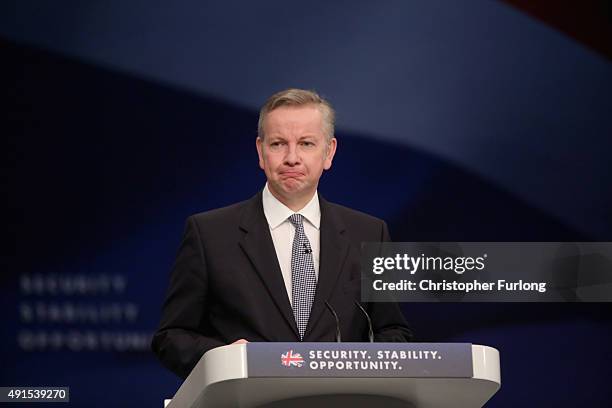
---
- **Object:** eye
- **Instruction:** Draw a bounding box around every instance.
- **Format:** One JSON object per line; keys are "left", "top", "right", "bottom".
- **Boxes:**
{"left": 300, "top": 141, "right": 315, "bottom": 147}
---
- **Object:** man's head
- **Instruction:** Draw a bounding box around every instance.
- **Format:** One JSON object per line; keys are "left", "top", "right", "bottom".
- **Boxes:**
{"left": 257, "top": 89, "right": 335, "bottom": 142}
{"left": 256, "top": 89, "right": 337, "bottom": 211}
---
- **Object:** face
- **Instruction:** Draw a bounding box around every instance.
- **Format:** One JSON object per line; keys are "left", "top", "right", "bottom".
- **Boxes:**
{"left": 256, "top": 105, "right": 337, "bottom": 207}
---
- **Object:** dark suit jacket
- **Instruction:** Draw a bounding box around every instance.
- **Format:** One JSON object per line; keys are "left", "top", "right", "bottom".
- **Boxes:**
{"left": 152, "top": 192, "right": 413, "bottom": 379}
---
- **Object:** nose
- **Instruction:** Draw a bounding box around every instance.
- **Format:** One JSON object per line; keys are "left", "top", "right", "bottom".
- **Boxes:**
{"left": 284, "top": 142, "right": 300, "bottom": 166}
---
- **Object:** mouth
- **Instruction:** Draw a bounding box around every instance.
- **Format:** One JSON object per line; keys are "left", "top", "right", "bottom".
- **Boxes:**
{"left": 280, "top": 171, "right": 304, "bottom": 178}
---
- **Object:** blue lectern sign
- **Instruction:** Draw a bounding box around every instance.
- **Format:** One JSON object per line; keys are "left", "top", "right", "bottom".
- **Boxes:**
{"left": 247, "top": 342, "right": 473, "bottom": 378}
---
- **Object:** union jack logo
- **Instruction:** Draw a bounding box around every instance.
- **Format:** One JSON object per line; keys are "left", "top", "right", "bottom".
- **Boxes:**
{"left": 280, "top": 350, "right": 304, "bottom": 367}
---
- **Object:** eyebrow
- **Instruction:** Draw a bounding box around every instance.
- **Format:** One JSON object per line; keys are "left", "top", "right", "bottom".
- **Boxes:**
{"left": 266, "top": 135, "right": 319, "bottom": 141}
{"left": 267, "top": 136, "right": 286, "bottom": 142}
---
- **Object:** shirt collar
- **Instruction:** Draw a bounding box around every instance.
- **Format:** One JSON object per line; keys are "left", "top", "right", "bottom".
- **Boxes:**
{"left": 262, "top": 183, "right": 321, "bottom": 230}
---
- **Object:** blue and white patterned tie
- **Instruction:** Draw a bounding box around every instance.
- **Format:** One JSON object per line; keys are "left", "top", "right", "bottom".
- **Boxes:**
{"left": 289, "top": 214, "right": 317, "bottom": 340}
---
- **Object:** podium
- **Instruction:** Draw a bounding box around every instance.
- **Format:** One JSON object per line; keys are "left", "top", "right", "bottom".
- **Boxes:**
{"left": 165, "top": 343, "right": 500, "bottom": 408}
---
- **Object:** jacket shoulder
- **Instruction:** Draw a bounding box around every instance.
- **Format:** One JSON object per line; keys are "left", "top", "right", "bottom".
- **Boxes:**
{"left": 325, "top": 201, "right": 385, "bottom": 226}
{"left": 189, "top": 198, "right": 251, "bottom": 227}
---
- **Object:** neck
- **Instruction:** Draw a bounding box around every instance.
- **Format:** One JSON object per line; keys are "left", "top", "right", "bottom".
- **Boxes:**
{"left": 268, "top": 185, "right": 316, "bottom": 212}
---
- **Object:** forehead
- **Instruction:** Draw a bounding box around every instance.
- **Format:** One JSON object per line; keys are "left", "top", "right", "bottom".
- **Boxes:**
{"left": 264, "top": 105, "right": 324, "bottom": 137}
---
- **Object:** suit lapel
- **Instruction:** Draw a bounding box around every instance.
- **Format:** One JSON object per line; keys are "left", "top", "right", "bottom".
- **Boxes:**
{"left": 238, "top": 192, "right": 299, "bottom": 338}
{"left": 305, "top": 195, "right": 349, "bottom": 338}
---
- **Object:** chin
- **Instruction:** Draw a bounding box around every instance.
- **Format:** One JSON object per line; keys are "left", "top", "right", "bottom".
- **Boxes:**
{"left": 283, "top": 186, "right": 314, "bottom": 199}
{"left": 280, "top": 185, "right": 302, "bottom": 195}
{"left": 278, "top": 179, "right": 303, "bottom": 190}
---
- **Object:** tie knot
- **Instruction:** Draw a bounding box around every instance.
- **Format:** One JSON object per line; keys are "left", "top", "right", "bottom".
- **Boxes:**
{"left": 289, "top": 213, "right": 304, "bottom": 228}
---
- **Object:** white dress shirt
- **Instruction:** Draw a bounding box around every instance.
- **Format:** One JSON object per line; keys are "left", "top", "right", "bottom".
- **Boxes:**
{"left": 262, "top": 183, "right": 320, "bottom": 305}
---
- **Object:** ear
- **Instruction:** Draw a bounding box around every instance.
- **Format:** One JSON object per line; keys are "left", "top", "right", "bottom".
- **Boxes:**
{"left": 323, "top": 137, "right": 337, "bottom": 170}
{"left": 256, "top": 137, "right": 265, "bottom": 170}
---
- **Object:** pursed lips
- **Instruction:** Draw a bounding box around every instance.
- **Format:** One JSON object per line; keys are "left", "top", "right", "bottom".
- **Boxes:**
{"left": 279, "top": 170, "right": 304, "bottom": 178}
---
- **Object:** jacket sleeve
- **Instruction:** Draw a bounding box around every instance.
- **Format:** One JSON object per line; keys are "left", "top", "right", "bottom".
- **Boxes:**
{"left": 151, "top": 216, "right": 225, "bottom": 379}
{"left": 369, "top": 220, "right": 415, "bottom": 342}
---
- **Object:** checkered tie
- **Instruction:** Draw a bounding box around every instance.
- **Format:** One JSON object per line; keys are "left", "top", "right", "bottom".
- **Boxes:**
{"left": 289, "top": 214, "right": 317, "bottom": 340}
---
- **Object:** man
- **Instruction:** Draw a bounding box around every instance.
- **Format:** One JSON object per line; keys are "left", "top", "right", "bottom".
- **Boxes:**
{"left": 152, "top": 89, "right": 412, "bottom": 379}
